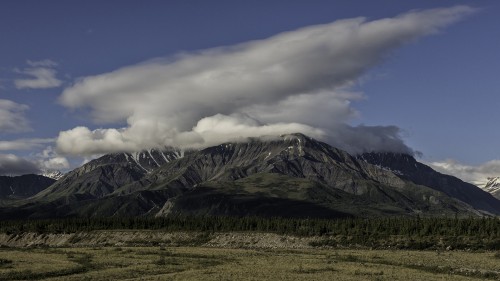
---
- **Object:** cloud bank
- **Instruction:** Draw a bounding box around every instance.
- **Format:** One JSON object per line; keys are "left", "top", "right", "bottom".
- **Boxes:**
{"left": 429, "top": 159, "right": 500, "bottom": 186}
{"left": 0, "top": 136, "right": 69, "bottom": 174}
{"left": 57, "top": 6, "right": 474, "bottom": 156}
{"left": 0, "top": 154, "right": 40, "bottom": 176}
{"left": 14, "top": 59, "right": 62, "bottom": 89}
{"left": 35, "top": 146, "right": 70, "bottom": 171}
{"left": 0, "top": 144, "right": 69, "bottom": 175}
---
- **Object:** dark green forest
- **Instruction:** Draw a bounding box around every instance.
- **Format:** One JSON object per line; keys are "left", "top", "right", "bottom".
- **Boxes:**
{"left": 1, "top": 216, "right": 499, "bottom": 250}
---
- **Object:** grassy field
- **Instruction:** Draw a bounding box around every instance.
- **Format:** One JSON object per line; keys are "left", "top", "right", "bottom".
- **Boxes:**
{"left": 0, "top": 246, "right": 499, "bottom": 280}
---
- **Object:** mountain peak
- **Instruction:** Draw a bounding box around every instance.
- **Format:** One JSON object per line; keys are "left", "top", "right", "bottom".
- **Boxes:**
{"left": 280, "top": 132, "right": 311, "bottom": 140}
{"left": 477, "top": 177, "right": 500, "bottom": 199}
{"left": 41, "top": 170, "right": 65, "bottom": 180}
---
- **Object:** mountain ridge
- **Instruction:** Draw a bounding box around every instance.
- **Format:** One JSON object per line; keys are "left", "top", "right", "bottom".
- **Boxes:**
{"left": 357, "top": 152, "right": 500, "bottom": 215}
{"left": 1, "top": 133, "right": 499, "bottom": 219}
{"left": 0, "top": 174, "right": 55, "bottom": 200}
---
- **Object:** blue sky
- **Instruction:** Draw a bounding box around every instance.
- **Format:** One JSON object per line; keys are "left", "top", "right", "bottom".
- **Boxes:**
{"left": 0, "top": 0, "right": 499, "bottom": 183}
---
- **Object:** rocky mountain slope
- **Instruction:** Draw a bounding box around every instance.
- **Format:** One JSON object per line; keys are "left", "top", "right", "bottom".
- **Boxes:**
{"left": 1, "top": 134, "right": 499, "bottom": 219}
{"left": 0, "top": 174, "right": 55, "bottom": 200}
{"left": 32, "top": 149, "right": 183, "bottom": 202}
{"left": 357, "top": 152, "right": 500, "bottom": 217}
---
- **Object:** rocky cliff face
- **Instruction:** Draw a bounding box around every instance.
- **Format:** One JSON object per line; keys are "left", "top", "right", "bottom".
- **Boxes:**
{"left": 1, "top": 134, "right": 499, "bottom": 219}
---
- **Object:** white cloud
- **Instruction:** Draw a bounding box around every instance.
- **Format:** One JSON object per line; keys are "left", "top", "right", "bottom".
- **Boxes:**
{"left": 190, "top": 113, "right": 325, "bottom": 146}
{"left": 0, "top": 154, "right": 40, "bottom": 176}
{"left": 56, "top": 126, "right": 142, "bottom": 156}
{"left": 0, "top": 99, "right": 31, "bottom": 133}
{"left": 14, "top": 59, "right": 62, "bottom": 89}
{"left": 0, "top": 141, "right": 69, "bottom": 174}
{"left": 35, "top": 146, "right": 69, "bottom": 171}
{"left": 57, "top": 6, "right": 475, "bottom": 156}
{"left": 428, "top": 159, "right": 500, "bottom": 186}
{"left": 38, "top": 156, "right": 69, "bottom": 171}
{"left": 326, "top": 124, "right": 416, "bottom": 155}
{"left": 0, "top": 141, "right": 69, "bottom": 175}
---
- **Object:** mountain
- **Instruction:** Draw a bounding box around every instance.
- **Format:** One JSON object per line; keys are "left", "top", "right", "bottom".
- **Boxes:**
{"left": 477, "top": 177, "right": 500, "bottom": 200}
{"left": 357, "top": 152, "right": 500, "bottom": 216}
{"left": 32, "top": 149, "right": 183, "bottom": 202}
{"left": 0, "top": 174, "right": 56, "bottom": 200}
{"left": 1, "top": 134, "right": 499, "bottom": 219}
{"left": 41, "top": 170, "right": 65, "bottom": 180}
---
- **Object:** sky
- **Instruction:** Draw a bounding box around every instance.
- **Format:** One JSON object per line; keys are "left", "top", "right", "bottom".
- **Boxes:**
{"left": 0, "top": 0, "right": 499, "bottom": 185}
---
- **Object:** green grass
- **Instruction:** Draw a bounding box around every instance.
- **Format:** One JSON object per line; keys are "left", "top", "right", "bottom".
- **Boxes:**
{"left": 0, "top": 247, "right": 499, "bottom": 280}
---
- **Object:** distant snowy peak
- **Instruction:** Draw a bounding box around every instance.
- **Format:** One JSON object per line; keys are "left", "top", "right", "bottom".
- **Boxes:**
{"left": 484, "top": 177, "right": 500, "bottom": 187}
{"left": 41, "top": 170, "right": 65, "bottom": 180}
{"left": 475, "top": 177, "right": 500, "bottom": 199}
{"left": 480, "top": 177, "right": 500, "bottom": 192}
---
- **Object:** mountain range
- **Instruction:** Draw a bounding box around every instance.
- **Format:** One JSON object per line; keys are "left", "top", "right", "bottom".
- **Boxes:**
{"left": 0, "top": 175, "right": 55, "bottom": 201}
{"left": 0, "top": 133, "right": 499, "bottom": 219}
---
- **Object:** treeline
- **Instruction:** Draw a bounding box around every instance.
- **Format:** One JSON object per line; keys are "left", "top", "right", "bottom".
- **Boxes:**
{"left": 0, "top": 216, "right": 499, "bottom": 238}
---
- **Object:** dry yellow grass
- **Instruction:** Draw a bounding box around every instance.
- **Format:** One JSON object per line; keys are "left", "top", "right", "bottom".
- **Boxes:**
{"left": 0, "top": 246, "right": 498, "bottom": 280}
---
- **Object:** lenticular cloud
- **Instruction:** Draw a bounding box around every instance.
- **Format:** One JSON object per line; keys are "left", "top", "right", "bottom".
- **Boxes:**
{"left": 57, "top": 6, "right": 475, "bottom": 156}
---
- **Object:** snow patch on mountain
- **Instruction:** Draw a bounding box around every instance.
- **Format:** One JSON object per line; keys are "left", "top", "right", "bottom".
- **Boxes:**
{"left": 477, "top": 177, "right": 500, "bottom": 195}
{"left": 122, "top": 148, "right": 184, "bottom": 173}
{"left": 41, "top": 170, "right": 64, "bottom": 180}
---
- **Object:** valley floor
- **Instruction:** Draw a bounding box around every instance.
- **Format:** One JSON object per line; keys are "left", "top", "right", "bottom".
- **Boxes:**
{"left": 1, "top": 245, "right": 499, "bottom": 280}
